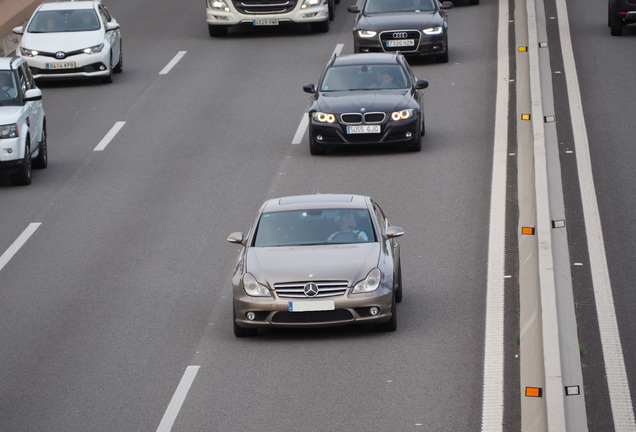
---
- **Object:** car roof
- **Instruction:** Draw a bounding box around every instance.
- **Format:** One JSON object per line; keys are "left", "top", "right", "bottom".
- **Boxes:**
{"left": 261, "top": 194, "right": 370, "bottom": 213}
{"left": 331, "top": 53, "right": 402, "bottom": 67}
{"left": 0, "top": 56, "right": 22, "bottom": 70}
{"left": 36, "top": 1, "right": 97, "bottom": 11}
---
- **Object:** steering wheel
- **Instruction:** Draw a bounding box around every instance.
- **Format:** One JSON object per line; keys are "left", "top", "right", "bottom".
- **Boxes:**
{"left": 328, "top": 231, "right": 360, "bottom": 242}
{"left": 0, "top": 89, "right": 11, "bottom": 99}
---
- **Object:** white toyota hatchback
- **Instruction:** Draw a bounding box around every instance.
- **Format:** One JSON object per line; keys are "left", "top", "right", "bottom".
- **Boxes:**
{"left": 13, "top": 1, "right": 122, "bottom": 83}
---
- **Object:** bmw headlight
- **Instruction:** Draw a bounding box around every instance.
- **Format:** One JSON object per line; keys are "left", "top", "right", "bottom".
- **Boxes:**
{"left": 357, "top": 30, "right": 377, "bottom": 38}
{"left": 301, "top": 0, "right": 322, "bottom": 9}
{"left": 313, "top": 112, "right": 336, "bottom": 123}
{"left": 352, "top": 268, "right": 382, "bottom": 294}
{"left": 20, "top": 47, "right": 38, "bottom": 57}
{"left": 0, "top": 124, "right": 18, "bottom": 139}
{"left": 391, "top": 109, "right": 415, "bottom": 121}
{"left": 82, "top": 43, "right": 104, "bottom": 55}
{"left": 242, "top": 273, "right": 272, "bottom": 297}
{"left": 209, "top": 0, "right": 230, "bottom": 11}
{"left": 423, "top": 26, "right": 443, "bottom": 35}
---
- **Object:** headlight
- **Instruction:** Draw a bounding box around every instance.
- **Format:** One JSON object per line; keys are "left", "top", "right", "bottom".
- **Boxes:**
{"left": 209, "top": 0, "right": 230, "bottom": 11}
{"left": 20, "top": 47, "right": 38, "bottom": 57}
{"left": 82, "top": 43, "right": 104, "bottom": 55}
{"left": 357, "top": 30, "right": 377, "bottom": 38}
{"left": 391, "top": 109, "right": 415, "bottom": 121}
{"left": 0, "top": 124, "right": 18, "bottom": 139}
{"left": 242, "top": 273, "right": 272, "bottom": 297}
{"left": 352, "top": 268, "right": 382, "bottom": 294}
{"left": 313, "top": 112, "right": 336, "bottom": 123}
{"left": 301, "top": 0, "right": 322, "bottom": 8}
{"left": 423, "top": 26, "right": 443, "bottom": 35}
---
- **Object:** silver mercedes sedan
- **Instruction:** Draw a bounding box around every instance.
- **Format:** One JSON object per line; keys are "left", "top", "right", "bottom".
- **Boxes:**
{"left": 227, "top": 194, "right": 404, "bottom": 337}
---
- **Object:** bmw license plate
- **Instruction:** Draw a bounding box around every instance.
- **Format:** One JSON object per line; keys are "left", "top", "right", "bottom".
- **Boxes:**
{"left": 347, "top": 125, "right": 381, "bottom": 134}
{"left": 253, "top": 19, "right": 279, "bottom": 26}
{"left": 47, "top": 61, "right": 75, "bottom": 70}
{"left": 387, "top": 39, "right": 415, "bottom": 47}
{"left": 288, "top": 300, "right": 335, "bottom": 312}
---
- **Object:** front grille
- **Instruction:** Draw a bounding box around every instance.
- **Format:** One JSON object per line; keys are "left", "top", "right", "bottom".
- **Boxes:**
{"left": 274, "top": 281, "right": 348, "bottom": 298}
{"left": 379, "top": 30, "right": 421, "bottom": 52}
{"left": 364, "top": 112, "right": 385, "bottom": 123}
{"left": 232, "top": 0, "right": 298, "bottom": 14}
{"left": 341, "top": 113, "right": 362, "bottom": 124}
{"left": 340, "top": 112, "right": 385, "bottom": 124}
{"left": 272, "top": 309, "right": 353, "bottom": 323}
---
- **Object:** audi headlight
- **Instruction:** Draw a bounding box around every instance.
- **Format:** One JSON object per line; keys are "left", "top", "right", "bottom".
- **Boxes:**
{"left": 82, "top": 43, "right": 104, "bottom": 55}
{"left": 20, "top": 47, "right": 38, "bottom": 57}
{"left": 0, "top": 124, "right": 18, "bottom": 139}
{"left": 301, "top": 0, "right": 322, "bottom": 9}
{"left": 423, "top": 26, "right": 443, "bottom": 35}
{"left": 391, "top": 109, "right": 415, "bottom": 121}
{"left": 242, "top": 273, "right": 272, "bottom": 297}
{"left": 352, "top": 268, "right": 382, "bottom": 294}
{"left": 209, "top": 0, "right": 230, "bottom": 11}
{"left": 313, "top": 112, "right": 336, "bottom": 123}
{"left": 357, "top": 30, "right": 377, "bottom": 38}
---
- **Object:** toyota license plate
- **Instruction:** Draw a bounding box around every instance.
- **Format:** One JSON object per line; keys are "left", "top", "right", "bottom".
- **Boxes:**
{"left": 288, "top": 300, "right": 335, "bottom": 312}
{"left": 47, "top": 61, "right": 75, "bottom": 70}
{"left": 347, "top": 125, "right": 381, "bottom": 134}
{"left": 253, "top": 19, "right": 279, "bottom": 26}
{"left": 387, "top": 39, "right": 415, "bottom": 47}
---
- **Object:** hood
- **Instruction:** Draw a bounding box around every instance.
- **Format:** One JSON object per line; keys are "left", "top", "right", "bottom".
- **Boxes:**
{"left": 247, "top": 243, "right": 381, "bottom": 286}
{"left": 316, "top": 90, "right": 413, "bottom": 114}
{"left": 0, "top": 105, "right": 27, "bottom": 124}
{"left": 21, "top": 30, "right": 104, "bottom": 52}
{"left": 358, "top": 11, "right": 442, "bottom": 31}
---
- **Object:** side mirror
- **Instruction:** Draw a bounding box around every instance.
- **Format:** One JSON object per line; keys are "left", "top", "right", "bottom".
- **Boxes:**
{"left": 227, "top": 232, "right": 245, "bottom": 245}
{"left": 303, "top": 83, "right": 316, "bottom": 94}
{"left": 415, "top": 79, "right": 429, "bottom": 90}
{"left": 12, "top": 26, "right": 24, "bottom": 35}
{"left": 386, "top": 226, "right": 404, "bottom": 239}
{"left": 348, "top": 5, "right": 360, "bottom": 13}
{"left": 441, "top": 1, "right": 454, "bottom": 9}
{"left": 106, "top": 22, "right": 120, "bottom": 31}
{"left": 24, "top": 88, "right": 42, "bottom": 101}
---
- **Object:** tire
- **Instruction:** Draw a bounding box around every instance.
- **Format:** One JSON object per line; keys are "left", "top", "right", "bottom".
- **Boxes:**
{"left": 395, "top": 262, "right": 403, "bottom": 303}
{"left": 32, "top": 122, "right": 47, "bottom": 169}
{"left": 329, "top": 0, "right": 335, "bottom": 21}
{"left": 610, "top": 12, "right": 623, "bottom": 36}
{"left": 468, "top": 0, "right": 479, "bottom": 4}
{"left": 374, "top": 295, "right": 397, "bottom": 332}
{"left": 11, "top": 141, "right": 32, "bottom": 186}
{"left": 311, "top": 18, "right": 330, "bottom": 33}
{"left": 209, "top": 24, "right": 228, "bottom": 37}
{"left": 233, "top": 307, "right": 257, "bottom": 337}
{"left": 113, "top": 42, "right": 123, "bottom": 73}
{"left": 436, "top": 47, "right": 449, "bottom": 63}
{"left": 309, "top": 136, "right": 327, "bottom": 155}
{"left": 101, "top": 56, "right": 113, "bottom": 83}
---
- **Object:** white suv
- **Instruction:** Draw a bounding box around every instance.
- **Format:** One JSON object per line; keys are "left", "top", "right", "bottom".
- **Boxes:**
{"left": 0, "top": 57, "right": 47, "bottom": 185}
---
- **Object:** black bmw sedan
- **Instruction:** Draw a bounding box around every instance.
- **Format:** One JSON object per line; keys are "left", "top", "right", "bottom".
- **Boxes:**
{"left": 348, "top": 0, "right": 454, "bottom": 62}
{"left": 302, "top": 53, "right": 429, "bottom": 155}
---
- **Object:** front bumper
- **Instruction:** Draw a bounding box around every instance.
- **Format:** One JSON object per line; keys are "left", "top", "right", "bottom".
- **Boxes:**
{"left": 0, "top": 137, "right": 23, "bottom": 173}
{"left": 20, "top": 52, "right": 111, "bottom": 80}
{"left": 354, "top": 31, "right": 447, "bottom": 57}
{"left": 233, "top": 286, "right": 394, "bottom": 329}
{"left": 206, "top": 3, "right": 329, "bottom": 26}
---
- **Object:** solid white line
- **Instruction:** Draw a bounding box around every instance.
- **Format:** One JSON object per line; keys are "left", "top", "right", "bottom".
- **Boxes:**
{"left": 555, "top": 0, "right": 636, "bottom": 430}
{"left": 292, "top": 114, "right": 308, "bottom": 145}
{"left": 480, "top": 0, "right": 509, "bottom": 430}
{"left": 0, "top": 223, "right": 41, "bottom": 273}
{"left": 159, "top": 51, "right": 187, "bottom": 75}
{"left": 94, "top": 121, "right": 126, "bottom": 152}
{"left": 156, "top": 365, "right": 200, "bottom": 432}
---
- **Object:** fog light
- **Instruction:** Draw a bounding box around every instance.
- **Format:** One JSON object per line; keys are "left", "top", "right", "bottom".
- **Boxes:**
{"left": 405, "top": 132, "right": 412, "bottom": 138}
{"left": 246, "top": 311, "right": 256, "bottom": 321}
{"left": 99, "top": 65, "right": 106, "bottom": 71}
{"left": 316, "top": 135, "right": 324, "bottom": 141}
{"left": 369, "top": 306, "right": 380, "bottom": 316}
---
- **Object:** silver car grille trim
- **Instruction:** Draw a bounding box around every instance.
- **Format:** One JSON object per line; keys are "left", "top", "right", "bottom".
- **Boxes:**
{"left": 340, "top": 112, "right": 386, "bottom": 124}
{"left": 274, "top": 281, "right": 349, "bottom": 298}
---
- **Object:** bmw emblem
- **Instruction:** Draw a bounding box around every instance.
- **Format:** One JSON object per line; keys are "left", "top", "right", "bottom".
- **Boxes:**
{"left": 55, "top": 52, "right": 66, "bottom": 59}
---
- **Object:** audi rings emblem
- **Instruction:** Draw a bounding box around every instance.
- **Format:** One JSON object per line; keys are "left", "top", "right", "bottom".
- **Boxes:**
{"left": 55, "top": 52, "right": 66, "bottom": 59}
{"left": 303, "top": 283, "right": 319, "bottom": 297}
{"left": 392, "top": 32, "right": 408, "bottom": 39}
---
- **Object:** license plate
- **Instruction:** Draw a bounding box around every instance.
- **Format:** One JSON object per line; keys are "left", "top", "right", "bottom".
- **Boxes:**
{"left": 47, "top": 61, "right": 75, "bottom": 70}
{"left": 253, "top": 19, "right": 279, "bottom": 26}
{"left": 288, "top": 299, "right": 335, "bottom": 312}
{"left": 387, "top": 39, "right": 415, "bottom": 47}
{"left": 347, "top": 125, "right": 381, "bottom": 134}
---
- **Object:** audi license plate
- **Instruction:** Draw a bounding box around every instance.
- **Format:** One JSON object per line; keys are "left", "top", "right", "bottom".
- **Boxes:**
{"left": 288, "top": 300, "right": 335, "bottom": 312}
{"left": 47, "top": 61, "right": 75, "bottom": 70}
{"left": 347, "top": 125, "right": 381, "bottom": 134}
{"left": 387, "top": 39, "right": 415, "bottom": 47}
{"left": 253, "top": 19, "right": 279, "bottom": 26}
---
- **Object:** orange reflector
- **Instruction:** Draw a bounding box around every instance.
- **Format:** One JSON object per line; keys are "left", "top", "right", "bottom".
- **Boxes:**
{"left": 522, "top": 227, "right": 535, "bottom": 235}
{"left": 521, "top": 114, "right": 531, "bottom": 120}
{"left": 525, "top": 387, "right": 543, "bottom": 398}
{"left": 519, "top": 46, "right": 528, "bottom": 52}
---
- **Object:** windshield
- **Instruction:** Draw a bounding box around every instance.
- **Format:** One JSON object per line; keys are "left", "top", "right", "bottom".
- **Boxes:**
{"left": 253, "top": 209, "right": 376, "bottom": 247}
{"left": 320, "top": 64, "right": 409, "bottom": 91}
{"left": 27, "top": 9, "right": 101, "bottom": 33}
{"left": 364, "top": 0, "right": 436, "bottom": 13}
{"left": 0, "top": 71, "right": 19, "bottom": 106}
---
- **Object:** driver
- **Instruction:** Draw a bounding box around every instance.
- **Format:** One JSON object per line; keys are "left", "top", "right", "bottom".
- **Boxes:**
{"left": 328, "top": 211, "right": 368, "bottom": 241}
{"left": 0, "top": 72, "right": 17, "bottom": 99}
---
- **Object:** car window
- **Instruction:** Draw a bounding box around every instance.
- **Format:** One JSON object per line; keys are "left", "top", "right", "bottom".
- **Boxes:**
{"left": 27, "top": 9, "right": 101, "bottom": 33}
{"left": 253, "top": 209, "right": 376, "bottom": 247}
{"left": 18, "top": 63, "right": 35, "bottom": 91}
{"left": 321, "top": 64, "right": 408, "bottom": 91}
{"left": 0, "top": 70, "right": 19, "bottom": 106}
{"left": 364, "top": 0, "right": 436, "bottom": 13}
{"left": 98, "top": 5, "right": 112, "bottom": 26}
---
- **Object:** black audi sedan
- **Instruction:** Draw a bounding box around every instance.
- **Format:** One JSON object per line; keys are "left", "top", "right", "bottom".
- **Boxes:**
{"left": 348, "top": 0, "right": 453, "bottom": 62}
{"left": 302, "top": 53, "right": 429, "bottom": 155}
